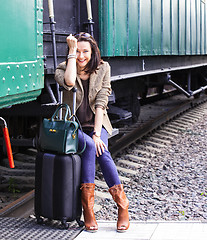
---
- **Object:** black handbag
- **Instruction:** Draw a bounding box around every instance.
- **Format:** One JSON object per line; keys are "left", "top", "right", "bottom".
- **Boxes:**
{"left": 39, "top": 103, "right": 85, "bottom": 154}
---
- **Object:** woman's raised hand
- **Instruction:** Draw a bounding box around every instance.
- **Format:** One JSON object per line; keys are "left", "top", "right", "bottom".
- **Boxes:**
{"left": 66, "top": 34, "right": 77, "bottom": 51}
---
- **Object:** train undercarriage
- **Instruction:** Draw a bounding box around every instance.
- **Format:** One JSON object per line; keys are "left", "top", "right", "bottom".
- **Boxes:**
{"left": 0, "top": 60, "right": 207, "bottom": 156}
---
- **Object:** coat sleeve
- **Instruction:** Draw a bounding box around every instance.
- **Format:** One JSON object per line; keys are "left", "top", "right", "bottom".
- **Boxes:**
{"left": 95, "top": 62, "right": 112, "bottom": 110}
{"left": 54, "top": 62, "right": 73, "bottom": 91}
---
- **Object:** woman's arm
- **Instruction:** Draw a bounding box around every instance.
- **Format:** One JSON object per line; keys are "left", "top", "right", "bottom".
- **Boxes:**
{"left": 93, "top": 107, "right": 107, "bottom": 157}
{"left": 64, "top": 34, "right": 77, "bottom": 87}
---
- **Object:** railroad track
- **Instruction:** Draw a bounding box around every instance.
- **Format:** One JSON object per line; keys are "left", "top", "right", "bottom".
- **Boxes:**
{"left": 0, "top": 93, "right": 207, "bottom": 218}
{"left": 94, "top": 97, "right": 207, "bottom": 216}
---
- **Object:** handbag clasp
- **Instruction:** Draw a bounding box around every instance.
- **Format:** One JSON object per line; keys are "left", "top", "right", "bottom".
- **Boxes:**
{"left": 49, "top": 129, "right": 57, "bottom": 133}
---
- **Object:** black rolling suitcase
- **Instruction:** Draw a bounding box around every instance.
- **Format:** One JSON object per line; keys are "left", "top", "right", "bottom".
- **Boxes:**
{"left": 35, "top": 88, "right": 84, "bottom": 228}
{"left": 35, "top": 151, "right": 83, "bottom": 228}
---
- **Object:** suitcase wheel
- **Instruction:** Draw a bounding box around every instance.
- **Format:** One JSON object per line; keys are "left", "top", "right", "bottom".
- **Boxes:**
{"left": 36, "top": 216, "right": 44, "bottom": 225}
{"left": 61, "top": 219, "right": 69, "bottom": 229}
{"left": 76, "top": 219, "right": 84, "bottom": 227}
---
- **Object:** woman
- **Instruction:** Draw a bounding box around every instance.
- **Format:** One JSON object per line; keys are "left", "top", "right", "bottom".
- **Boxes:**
{"left": 55, "top": 32, "right": 129, "bottom": 232}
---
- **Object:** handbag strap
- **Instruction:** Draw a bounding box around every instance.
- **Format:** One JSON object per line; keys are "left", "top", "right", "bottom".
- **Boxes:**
{"left": 51, "top": 104, "right": 71, "bottom": 121}
{"left": 70, "top": 114, "right": 86, "bottom": 155}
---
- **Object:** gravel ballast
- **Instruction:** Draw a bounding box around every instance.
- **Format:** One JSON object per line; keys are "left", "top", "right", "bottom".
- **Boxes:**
{"left": 95, "top": 108, "right": 207, "bottom": 222}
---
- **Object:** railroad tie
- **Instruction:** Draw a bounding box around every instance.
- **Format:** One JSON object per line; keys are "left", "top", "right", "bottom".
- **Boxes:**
{"left": 117, "top": 159, "right": 144, "bottom": 169}
{"left": 95, "top": 190, "right": 111, "bottom": 199}
{"left": 140, "top": 145, "right": 162, "bottom": 153}
{"left": 126, "top": 154, "right": 151, "bottom": 163}
{"left": 132, "top": 149, "right": 156, "bottom": 158}
{"left": 159, "top": 129, "right": 178, "bottom": 137}
{"left": 153, "top": 132, "right": 175, "bottom": 140}
{"left": 94, "top": 179, "right": 108, "bottom": 189}
{"left": 116, "top": 166, "right": 137, "bottom": 175}
{"left": 143, "top": 140, "right": 166, "bottom": 148}
{"left": 148, "top": 136, "right": 171, "bottom": 144}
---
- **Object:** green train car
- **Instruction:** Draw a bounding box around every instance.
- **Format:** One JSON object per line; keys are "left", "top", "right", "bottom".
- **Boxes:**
{"left": 0, "top": 0, "right": 44, "bottom": 109}
{"left": 100, "top": 0, "right": 207, "bottom": 57}
{"left": 97, "top": 0, "right": 207, "bottom": 118}
{"left": 99, "top": 0, "right": 207, "bottom": 73}
{"left": 46, "top": 0, "right": 207, "bottom": 120}
{"left": 1, "top": 0, "right": 207, "bottom": 147}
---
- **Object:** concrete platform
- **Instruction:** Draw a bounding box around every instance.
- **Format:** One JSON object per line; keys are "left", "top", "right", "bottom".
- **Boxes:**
{"left": 75, "top": 220, "right": 207, "bottom": 240}
{"left": 1, "top": 218, "right": 207, "bottom": 239}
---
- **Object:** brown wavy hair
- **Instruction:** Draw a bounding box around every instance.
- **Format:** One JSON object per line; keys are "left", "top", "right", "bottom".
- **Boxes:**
{"left": 66, "top": 32, "right": 102, "bottom": 74}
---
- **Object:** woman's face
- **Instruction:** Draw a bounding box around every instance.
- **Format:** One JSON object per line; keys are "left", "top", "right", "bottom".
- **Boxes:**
{"left": 76, "top": 41, "right": 92, "bottom": 71}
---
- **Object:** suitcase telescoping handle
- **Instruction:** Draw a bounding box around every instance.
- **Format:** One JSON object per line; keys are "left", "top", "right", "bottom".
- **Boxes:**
{"left": 58, "top": 86, "right": 76, "bottom": 121}
{"left": 57, "top": 86, "right": 86, "bottom": 154}
{"left": 71, "top": 87, "right": 86, "bottom": 154}
{"left": 0, "top": 117, "right": 14, "bottom": 168}
{"left": 72, "top": 87, "right": 77, "bottom": 121}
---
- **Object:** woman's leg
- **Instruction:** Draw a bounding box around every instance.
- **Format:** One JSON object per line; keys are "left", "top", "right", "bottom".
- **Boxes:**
{"left": 78, "top": 130, "right": 98, "bottom": 232}
{"left": 96, "top": 128, "right": 129, "bottom": 231}
{"left": 96, "top": 128, "right": 121, "bottom": 188}
{"left": 78, "top": 130, "right": 96, "bottom": 183}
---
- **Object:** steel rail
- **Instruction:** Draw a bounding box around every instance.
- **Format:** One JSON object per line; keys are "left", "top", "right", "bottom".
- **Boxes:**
{"left": 0, "top": 190, "right": 34, "bottom": 218}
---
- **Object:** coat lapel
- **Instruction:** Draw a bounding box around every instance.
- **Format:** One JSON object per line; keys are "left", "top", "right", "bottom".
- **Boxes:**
{"left": 89, "top": 72, "right": 97, "bottom": 95}
{"left": 76, "top": 76, "right": 84, "bottom": 109}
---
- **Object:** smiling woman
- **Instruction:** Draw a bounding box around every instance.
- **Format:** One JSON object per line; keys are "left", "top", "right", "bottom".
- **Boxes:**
{"left": 76, "top": 41, "right": 92, "bottom": 71}
{"left": 54, "top": 32, "right": 130, "bottom": 233}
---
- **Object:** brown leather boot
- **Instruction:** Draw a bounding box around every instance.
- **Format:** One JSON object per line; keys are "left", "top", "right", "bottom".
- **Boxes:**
{"left": 80, "top": 183, "right": 98, "bottom": 232}
{"left": 109, "top": 184, "right": 130, "bottom": 232}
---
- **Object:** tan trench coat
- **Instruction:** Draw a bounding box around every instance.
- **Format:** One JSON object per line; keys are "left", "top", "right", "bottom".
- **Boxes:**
{"left": 54, "top": 61, "right": 113, "bottom": 135}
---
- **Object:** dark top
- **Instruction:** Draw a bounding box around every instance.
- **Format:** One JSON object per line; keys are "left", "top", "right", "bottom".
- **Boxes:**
{"left": 76, "top": 79, "right": 94, "bottom": 132}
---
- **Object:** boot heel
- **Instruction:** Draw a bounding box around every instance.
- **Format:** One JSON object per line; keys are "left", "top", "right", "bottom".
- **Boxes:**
{"left": 85, "top": 226, "right": 98, "bottom": 232}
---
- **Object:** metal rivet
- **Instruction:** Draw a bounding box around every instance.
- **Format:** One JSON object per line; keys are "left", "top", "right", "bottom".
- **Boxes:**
{"left": 8, "top": 88, "right": 10, "bottom": 92}
{"left": 33, "top": 83, "right": 36, "bottom": 87}
{"left": 25, "top": 84, "right": 28, "bottom": 88}
{"left": 21, "top": 75, "right": 24, "bottom": 79}
{"left": 2, "top": 77, "right": 5, "bottom": 81}
{"left": 29, "top": 74, "right": 32, "bottom": 78}
{"left": 25, "top": 64, "right": 28, "bottom": 69}
{"left": 33, "top": 64, "right": 35, "bottom": 68}
{"left": 41, "top": 32, "right": 43, "bottom": 36}
{"left": 37, "top": 31, "right": 39, "bottom": 35}
{"left": 7, "top": 66, "right": 10, "bottom": 70}
{"left": 38, "top": 43, "right": 43, "bottom": 47}
{"left": 39, "top": 64, "right": 42, "bottom": 68}
{"left": 16, "top": 65, "right": 19, "bottom": 69}
{"left": 17, "top": 86, "right": 19, "bottom": 90}
{"left": 37, "top": 73, "right": 39, "bottom": 77}
{"left": 12, "top": 76, "right": 15, "bottom": 80}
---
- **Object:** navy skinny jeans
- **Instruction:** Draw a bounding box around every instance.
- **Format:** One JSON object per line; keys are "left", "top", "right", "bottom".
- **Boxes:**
{"left": 78, "top": 128, "right": 121, "bottom": 188}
